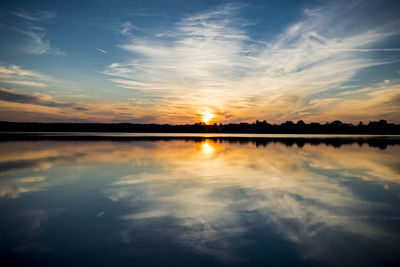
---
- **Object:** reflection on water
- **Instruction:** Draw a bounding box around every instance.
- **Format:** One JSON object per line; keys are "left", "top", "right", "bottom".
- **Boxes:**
{"left": 201, "top": 141, "right": 215, "bottom": 155}
{"left": 0, "top": 138, "right": 399, "bottom": 266}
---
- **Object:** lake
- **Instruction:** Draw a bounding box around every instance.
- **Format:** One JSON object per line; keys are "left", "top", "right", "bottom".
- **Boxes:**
{"left": 1, "top": 134, "right": 400, "bottom": 266}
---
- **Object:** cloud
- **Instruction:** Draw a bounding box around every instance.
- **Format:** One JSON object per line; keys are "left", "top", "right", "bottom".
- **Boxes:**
{"left": 10, "top": 10, "right": 64, "bottom": 56}
{"left": 107, "top": 78, "right": 150, "bottom": 89}
{"left": 103, "top": 2, "right": 400, "bottom": 123}
{"left": 1, "top": 2, "right": 398, "bottom": 124}
{"left": 0, "top": 86, "right": 165, "bottom": 123}
{"left": 120, "top": 21, "right": 140, "bottom": 37}
{"left": 297, "top": 83, "right": 400, "bottom": 123}
{"left": 0, "top": 64, "right": 50, "bottom": 79}
{"left": 0, "top": 80, "right": 47, "bottom": 88}
{"left": 0, "top": 64, "right": 52, "bottom": 88}
{"left": 0, "top": 88, "right": 85, "bottom": 110}
{"left": 14, "top": 27, "right": 65, "bottom": 56}
{"left": 15, "top": 28, "right": 51, "bottom": 55}
{"left": 10, "top": 11, "right": 56, "bottom": 22}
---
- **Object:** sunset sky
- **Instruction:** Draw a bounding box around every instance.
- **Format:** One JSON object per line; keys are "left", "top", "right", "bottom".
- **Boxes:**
{"left": 0, "top": 0, "right": 399, "bottom": 124}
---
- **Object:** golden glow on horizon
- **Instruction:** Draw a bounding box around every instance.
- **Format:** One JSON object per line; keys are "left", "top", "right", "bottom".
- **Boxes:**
{"left": 201, "top": 112, "right": 214, "bottom": 124}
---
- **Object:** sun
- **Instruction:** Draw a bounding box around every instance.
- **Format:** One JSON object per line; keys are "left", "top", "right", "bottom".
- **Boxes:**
{"left": 201, "top": 112, "right": 214, "bottom": 124}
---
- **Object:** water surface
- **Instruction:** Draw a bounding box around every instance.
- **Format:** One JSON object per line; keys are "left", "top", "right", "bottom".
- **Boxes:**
{"left": 1, "top": 136, "right": 399, "bottom": 266}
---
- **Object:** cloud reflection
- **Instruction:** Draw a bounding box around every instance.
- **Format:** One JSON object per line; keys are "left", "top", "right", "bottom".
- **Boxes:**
{"left": 0, "top": 139, "right": 399, "bottom": 265}
{"left": 104, "top": 140, "right": 399, "bottom": 264}
{"left": 0, "top": 175, "right": 47, "bottom": 198}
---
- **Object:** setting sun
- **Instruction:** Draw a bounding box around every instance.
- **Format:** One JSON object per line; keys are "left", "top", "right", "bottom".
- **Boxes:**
{"left": 201, "top": 112, "right": 214, "bottom": 124}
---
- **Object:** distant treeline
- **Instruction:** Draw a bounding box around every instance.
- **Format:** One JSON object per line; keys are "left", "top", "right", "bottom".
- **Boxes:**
{"left": 0, "top": 134, "right": 398, "bottom": 150}
{"left": 0, "top": 120, "right": 399, "bottom": 134}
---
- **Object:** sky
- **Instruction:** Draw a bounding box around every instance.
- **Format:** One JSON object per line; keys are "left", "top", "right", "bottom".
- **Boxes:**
{"left": 0, "top": 0, "right": 399, "bottom": 124}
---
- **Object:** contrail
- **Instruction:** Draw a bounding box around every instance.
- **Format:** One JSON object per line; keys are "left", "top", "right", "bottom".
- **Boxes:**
{"left": 96, "top": 48, "right": 107, "bottom": 53}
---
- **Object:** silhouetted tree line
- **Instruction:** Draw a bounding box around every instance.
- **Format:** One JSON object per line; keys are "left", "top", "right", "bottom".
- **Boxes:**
{"left": 0, "top": 119, "right": 399, "bottom": 134}
{"left": 0, "top": 134, "right": 398, "bottom": 150}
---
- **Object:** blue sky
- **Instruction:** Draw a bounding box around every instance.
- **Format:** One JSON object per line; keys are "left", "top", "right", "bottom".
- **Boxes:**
{"left": 0, "top": 0, "right": 399, "bottom": 123}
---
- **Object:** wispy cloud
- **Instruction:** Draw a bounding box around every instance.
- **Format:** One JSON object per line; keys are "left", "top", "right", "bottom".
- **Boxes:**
{"left": 296, "top": 83, "right": 400, "bottom": 123}
{"left": 104, "top": 2, "right": 400, "bottom": 123}
{"left": 0, "top": 80, "right": 47, "bottom": 88}
{"left": 120, "top": 21, "right": 140, "bottom": 37}
{"left": 0, "top": 64, "right": 49, "bottom": 79}
{"left": 10, "top": 10, "right": 64, "bottom": 56}
{"left": 10, "top": 11, "right": 56, "bottom": 22}
{"left": 0, "top": 64, "right": 51, "bottom": 88}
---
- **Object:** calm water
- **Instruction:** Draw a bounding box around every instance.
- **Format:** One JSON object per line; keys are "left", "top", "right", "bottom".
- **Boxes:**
{"left": 1, "top": 136, "right": 400, "bottom": 266}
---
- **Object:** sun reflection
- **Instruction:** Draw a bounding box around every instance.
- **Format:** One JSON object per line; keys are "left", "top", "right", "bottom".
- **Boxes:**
{"left": 201, "top": 112, "right": 214, "bottom": 124}
{"left": 201, "top": 141, "right": 214, "bottom": 155}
